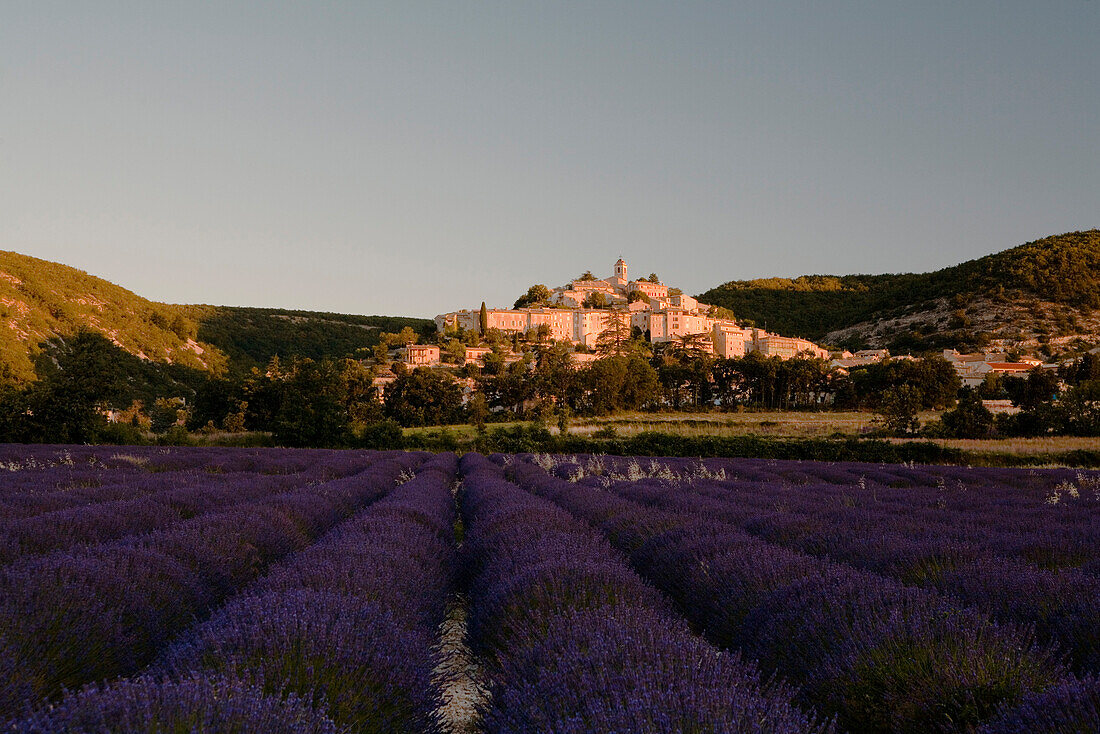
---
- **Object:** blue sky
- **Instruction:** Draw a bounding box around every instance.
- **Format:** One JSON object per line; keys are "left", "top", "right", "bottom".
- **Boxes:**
{"left": 2, "top": 2, "right": 1097, "bottom": 318}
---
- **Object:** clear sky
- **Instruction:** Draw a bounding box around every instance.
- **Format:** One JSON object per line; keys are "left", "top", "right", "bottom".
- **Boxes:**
{"left": 2, "top": 2, "right": 1097, "bottom": 319}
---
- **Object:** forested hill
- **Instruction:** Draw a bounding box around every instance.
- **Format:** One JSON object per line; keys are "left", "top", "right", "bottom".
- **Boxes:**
{"left": 184, "top": 306, "right": 431, "bottom": 373}
{"left": 0, "top": 251, "right": 430, "bottom": 384}
{"left": 698, "top": 230, "right": 1100, "bottom": 351}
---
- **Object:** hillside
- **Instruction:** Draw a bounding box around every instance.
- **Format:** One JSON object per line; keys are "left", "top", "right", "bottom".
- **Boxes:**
{"left": 0, "top": 252, "right": 223, "bottom": 383}
{"left": 698, "top": 230, "right": 1100, "bottom": 354}
{"left": 0, "top": 251, "right": 431, "bottom": 384}
{"left": 185, "top": 306, "right": 431, "bottom": 373}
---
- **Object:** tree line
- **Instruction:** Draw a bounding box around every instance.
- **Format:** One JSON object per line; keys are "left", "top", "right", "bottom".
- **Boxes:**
{"left": 1, "top": 326, "right": 1096, "bottom": 448}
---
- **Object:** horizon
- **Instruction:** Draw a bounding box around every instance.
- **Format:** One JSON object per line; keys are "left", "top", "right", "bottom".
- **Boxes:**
{"left": 8, "top": 230, "right": 1096, "bottom": 318}
{"left": 2, "top": 3, "right": 1098, "bottom": 319}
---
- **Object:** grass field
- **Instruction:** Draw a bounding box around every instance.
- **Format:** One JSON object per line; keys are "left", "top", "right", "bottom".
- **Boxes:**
{"left": 898, "top": 436, "right": 1100, "bottom": 455}
{"left": 567, "top": 410, "right": 941, "bottom": 438}
{"left": 402, "top": 411, "right": 1098, "bottom": 461}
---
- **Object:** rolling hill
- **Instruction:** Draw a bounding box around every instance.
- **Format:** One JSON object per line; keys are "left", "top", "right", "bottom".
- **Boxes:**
{"left": 0, "top": 251, "right": 431, "bottom": 385}
{"left": 697, "top": 230, "right": 1100, "bottom": 355}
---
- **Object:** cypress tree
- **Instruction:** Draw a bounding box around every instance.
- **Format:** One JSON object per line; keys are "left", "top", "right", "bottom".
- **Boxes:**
{"left": 479, "top": 301, "right": 488, "bottom": 334}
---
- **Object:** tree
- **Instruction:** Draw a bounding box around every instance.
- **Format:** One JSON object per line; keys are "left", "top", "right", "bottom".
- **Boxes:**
{"left": 706, "top": 305, "right": 737, "bottom": 320}
{"left": 647, "top": 273, "right": 660, "bottom": 283}
{"left": 188, "top": 377, "right": 235, "bottom": 431}
{"left": 976, "top": 372, "right": 1007, "bottom": 399}
{"left": 877, "top": 385, "right": 921, "bottom": 435}
{"left": 534, "top": 341, "right": 577, "bottom": 408}
{"left": 338, "top": 358, "right": 383, "bottom": 426}
{"left": 443, "top": 339, "right": 467, "bottom": 364}
{"left": 939, "top": 388, "right": 994, "bottom": 438}
{"left": 373, "top": 326, "right": 419, "bottom": 364}
{"left": 577, "top": 271, "right": 597, "bottom": 282}
{"left": 13, "top": 329, "right": 126, "bottom": 443}
{"left": 1004, "top": 368, "right": 1060, "bottom": 411}
{"left": 582, "top": 292, "right": 608, "bottom": 309}
{"left": 467, "top": 392, "right": 489, "bottom": 433}
{"left": 479, "top": 302, "right": 488, "bottom": 334}
{"left": 514, "top": 284, "right": 551, "bottom": 309}
{"left": 595, "top": 312, "right": 633, "bottom": 357}
{"left": 169, "top": 313, "right": 194, "bottom": 340}
{"left": 577, "top": 355, "right": 659, "bottom": 414}
{"left": 1061, "top": 352, "right": 1100, "bottom": 385}
{"left": 150, "top": 397, "right": 187, "bottom": 434}
{"left": 627, "top": 290, "right": 647, "bottom": 303}
{"left": 1056, "top": 380, "right": 1100, "bottom": 436}
{"left": 479, "top": 359, "right": 536, "bottom": 417}
{"left": 273, "top": 358, "right": 350, "bottom": 447}
{"left": 384, "top": 367, "right": 465, "bottom": 427}
{"left": 481, "top": 349, "right": 507, "bottom": 376}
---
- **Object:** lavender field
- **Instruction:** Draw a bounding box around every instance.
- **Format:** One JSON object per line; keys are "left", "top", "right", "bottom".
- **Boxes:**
{"left": 1, "top": 445, "right": 1098, "bottom": 732}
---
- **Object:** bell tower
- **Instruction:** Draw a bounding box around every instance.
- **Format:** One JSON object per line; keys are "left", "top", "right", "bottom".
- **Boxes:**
{"left": 615, "top": 257, "right": 627, "bottom": 282}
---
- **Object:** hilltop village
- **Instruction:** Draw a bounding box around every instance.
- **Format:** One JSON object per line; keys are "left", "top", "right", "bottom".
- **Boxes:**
{"left": 373, "top": 258, "right": 1067, "bottom": 409}
{"left": 426, "top": 259, "right": 828, "bottom": 366}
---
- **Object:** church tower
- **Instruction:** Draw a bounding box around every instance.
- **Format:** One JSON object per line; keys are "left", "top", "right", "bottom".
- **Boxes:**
{"left": 615, "top": 257, "right": 627, "bottom": 282}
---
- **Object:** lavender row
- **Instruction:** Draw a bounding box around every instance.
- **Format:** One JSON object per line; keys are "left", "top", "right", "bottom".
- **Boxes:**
{"left": 558, "top": 453, "right": 1100, "bottom": 520}
{"left": 0, "top": 444, "right": 325, "bottom": 478}
{"left": 7, "top": 675, "right": 339, "bottom": 734}
{"left": 133, "top": 452, "right": 460, "bottom": 732}
{"left": 0, "top": 452, "right": 423, "bottom": 720}
{"left": 461, "top": 453, "right": 828, "bottom": 733}
{"left": 0, "top": 446, "right": 393, "bottom": 516}
{"left": 620, "top": 473, "right": 1100, "bottom": 673}
{"left": 0, "top": 471, "right": 311, "bottom": 564}
{"left": 0, "top": 449, "right": 405, "bottom": 562}
{"left": 510, "top": 459, "right": 1069, "bottom": 733}
{"left": 550, "top": 454, "right": 1100, "bottom": 573}
{"left": 7, "top": 453, "right": 451, "bottom": 733}
{"left": 690, "top": 471, "right": 1100, "bottom": 572}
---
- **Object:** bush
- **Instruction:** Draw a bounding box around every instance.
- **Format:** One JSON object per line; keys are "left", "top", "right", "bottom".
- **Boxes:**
{"left": 354, "top": 419, "right": 404, "bottom": 450}
{"left": 938, "top": 389, "right": 995, "bottom": 438}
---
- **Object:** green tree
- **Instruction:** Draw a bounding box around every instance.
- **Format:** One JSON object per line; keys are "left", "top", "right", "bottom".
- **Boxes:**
{"left": 939, "top": 388, "right": 994, "bottom": 438}
{"left": 578, "top": 355, "right": 660, "bottom": 414}
{"left": 479, "top": 358, "right": 536, "bottom": 417}
{"left": 583, "top": 292, "right": 608, "bottom": 309}
{"left": 443, "top": 339, "right": 467, "bottom": 364}
{"left": 150, "top": 397, "right": 187, "bottom": 434}
{"left": 1004, "top": 368, "right": 1061, "bottom": 410}
{"left": 169, "top": 313, "right": 194, "bottom": 340}
{"left": 595, "top": 312, "right": 633, "bottom": 357}
{"left": 976, "top": 372, "right": 1006, "bottom": 399}
{"left": 479, "top": 302, "right": 488, "bottom": 334}
{"left": 273, "top": 357, "right": 350, "bottom": 447}
{"left": 384, "top": 367, "right": 465, "bottom": 427}
{"left": 514, "top": 284, "right": 551, "bottom": 309}
{"left": 12, "top": 329, "right": 126, "bottom": 443}
{"left": 467, "top": 392, "right": 489, "bottom": 433}
{"left": 534, "top": 341, "right": 577, "bottom": 407}
{"left": 1056, "top": 380, "right": 1100, "bottom": 436}
{"left": 878, "top": 385, "right": 922, "bottom": 435}
{"left": 338, "top": 358, "right": 383, "bottom": 427}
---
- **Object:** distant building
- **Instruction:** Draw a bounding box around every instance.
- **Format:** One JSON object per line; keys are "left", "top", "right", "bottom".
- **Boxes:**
{"left": 403, "top": 344, "right": 441, "bottom": 367}
{"left": 434, "top": 258, "right": 831, "bottom": 361}
{"left": 942, "top": 349, "right": 1055, "bottom": 388}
